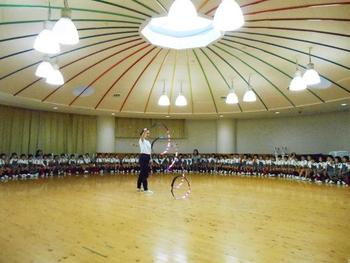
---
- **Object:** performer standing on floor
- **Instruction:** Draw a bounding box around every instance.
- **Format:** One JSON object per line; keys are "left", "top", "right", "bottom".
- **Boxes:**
{"left": 137, "top": 128, "right": 153, "bottom": 194}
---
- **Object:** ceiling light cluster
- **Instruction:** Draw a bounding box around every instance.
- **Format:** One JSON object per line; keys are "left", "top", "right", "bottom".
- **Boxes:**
{"left": 141, "top": 0, "right": 244, "bottom": 50}
{"left": 158, "top": 81, "right": 188, "bottom": 107}
{"left": 225, "top": 48, "right": 323, "bottom": 106}
{"left": 289, "top": 48, "right": 321, "bottom": 91}
{"left": 225, "top": 78, "right": 256, "bottom": 105}
{"left": 160, "top": 49, "right": 322, "bottom": 109}
{"left": 33, "top": 0, "right": 79, "bottom": 86}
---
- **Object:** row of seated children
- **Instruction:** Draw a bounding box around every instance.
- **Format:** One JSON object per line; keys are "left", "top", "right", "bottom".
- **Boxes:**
{"left": 0, "top": 152, "right": 142, "bottom": 180}
{"left": 0, "top": 151, "right": 349, "bottom": 186}
{"left": 180, "top": 153, "right": 350, "bottom": 186}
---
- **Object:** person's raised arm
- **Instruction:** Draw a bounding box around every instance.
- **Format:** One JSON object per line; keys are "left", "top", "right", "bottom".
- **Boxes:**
{"left": 140, "top": 128, "right": 148, "bottom": 142}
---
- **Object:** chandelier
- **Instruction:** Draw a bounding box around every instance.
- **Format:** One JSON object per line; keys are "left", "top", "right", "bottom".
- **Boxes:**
{"left": 141, "top": 0, "right": 244, "bottom": 50}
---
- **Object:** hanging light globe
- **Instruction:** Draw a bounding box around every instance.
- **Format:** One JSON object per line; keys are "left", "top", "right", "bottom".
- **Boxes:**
{"left": 46, "top": 64, "right": 64, "bottom": 86}
{"left": 168, "top": 0, "right": 197, "bottom": 16}
{"left": 35, "top": 59, "right": 54, "bottom": 78}
{"left": 175, "top": 93, "right": 187, "bottom": 106}
{"left": 303, "top": 63, "right": 321, "bottom": 85}
{"left": 53, "top": 8, "right": 79, "bottom": 45}
{"left": 243, "top": 89, "right": 256, "bottom": 102}
{"left": 214, "top": 0, "right": 244, "bottom": 31}
{"left": 158, "top": 94, "right": 170, "bottom": 106}
{"left": 225, "top": 91, "right": 239, "bottom": 104}
{"left": 290, "top": 70, "right": 307, "bottom": 91}
{"left": 33, "top": 21, "right": 60, "bottom": 54}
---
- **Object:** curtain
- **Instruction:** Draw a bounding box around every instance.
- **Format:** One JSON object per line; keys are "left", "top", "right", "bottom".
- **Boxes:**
{"left": 0, "top": 105, "right": 97, "bottom": 154}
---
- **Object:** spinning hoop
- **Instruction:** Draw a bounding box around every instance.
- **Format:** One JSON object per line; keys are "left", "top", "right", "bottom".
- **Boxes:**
{"left": 151, "top": 124, "right": 172, "bottom": 156}
{"left": 149, "top": 123, "right": 191, "bottom": 199}
{"left": 171, "top": 174, "right": 191, "bottom": 200}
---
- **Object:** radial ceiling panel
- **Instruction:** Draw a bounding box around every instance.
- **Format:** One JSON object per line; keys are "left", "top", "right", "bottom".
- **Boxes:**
{"left": 0, "top": 0, "right": 349, "bottom": 118}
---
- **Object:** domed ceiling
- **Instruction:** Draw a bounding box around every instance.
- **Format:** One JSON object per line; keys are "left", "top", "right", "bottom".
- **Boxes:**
{"left": 0, "top": 0, "right": 349, "bottom": 118}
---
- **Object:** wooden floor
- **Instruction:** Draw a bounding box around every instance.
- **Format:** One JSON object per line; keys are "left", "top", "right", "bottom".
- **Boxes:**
{"left": 0, "top": 174, "right": 349, "bottom": 263}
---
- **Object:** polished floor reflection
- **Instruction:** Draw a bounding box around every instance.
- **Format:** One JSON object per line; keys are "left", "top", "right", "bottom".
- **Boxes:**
{"left": 0, "top": 174, "right": 349, "bottom": 263}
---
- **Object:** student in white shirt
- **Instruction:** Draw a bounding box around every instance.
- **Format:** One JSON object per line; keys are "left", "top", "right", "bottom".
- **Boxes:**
{"left": 0, "top": 154, "right": 7, "bottom": 180}
{"left": 137, "top": 128, "right": 153, "bottom": 193}
{"left": 341, "top": 156, "right": 349, "bottom": 186}
{"left": 18, "top": 154, "right": 29, "bottom": 178}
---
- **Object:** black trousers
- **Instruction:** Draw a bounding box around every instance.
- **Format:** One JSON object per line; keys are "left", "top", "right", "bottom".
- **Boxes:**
{"left": 137, "top": 154, "right": 150, "bottom": 190}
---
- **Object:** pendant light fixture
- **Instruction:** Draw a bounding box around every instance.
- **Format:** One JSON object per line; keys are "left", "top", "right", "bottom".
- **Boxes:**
{"left": 175, "top": 81, "right": 187, "bottom": 106}
{"left": 158, "top": 80, "right": 170, "bottom": 106}
{"left": 214, "top": 0, "right": 245, "bottom": 31}
{"left": 243, "top": 89, "right": 256, "bottom": 102}
{"left": 225, "top": 79, "right": 239, "bottom": 104}
{"left": 302, "top": 48, "right": 321, "bottom": 86}
{"left": 289, "top": 60, "right": 307, "bottom": 91}
{"left": 46, "top": 63, "right": 64, "bottom": 86}
{"left": 243, "top": 76, "right": 256, "bottom": 102}
{"left": 35, "top": 56, "right": 54, "bottom": 78}
{"left": 53, "top": 0, "right": 79, "bottom": 45}
{"left": 33, "top": 2, "right": 60, "bottom": 54}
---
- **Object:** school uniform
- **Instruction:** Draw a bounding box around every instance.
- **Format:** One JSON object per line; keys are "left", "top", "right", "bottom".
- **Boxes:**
{"left": 0, "top": 158, "right": 8, "bottom": 179}
{"left": 68, "top": 157, "right": 78, "bottom": 175}
{"left": 76, "top": 158, "right": 85, "bottom": 174}
{"left": 326, "top": 162, "right": 336, "bottom": 182}
{"left": 95, "top": 157, "right": 104, "bottom": 173}
{"left": 257, "top": 159, "right": 265, "bottom": 175}
{"left": 18, "top": 158, "right": 29, "bottom": 178}
{"left": 344, "top": 163, "right": 350, "bottom": 185}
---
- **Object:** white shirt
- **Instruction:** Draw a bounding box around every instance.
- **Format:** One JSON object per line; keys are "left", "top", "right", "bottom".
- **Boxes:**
{"left": 59, "top": 157, "right": 68, "bottom": 164}
{"left": 18, "top": 159, "right": 29, "bottom": 165}
{"left": 33, "top": 158, "right": 45, "bottom": 166}
{"left": 139, "top": 138, "right": 151, "bottom": 155}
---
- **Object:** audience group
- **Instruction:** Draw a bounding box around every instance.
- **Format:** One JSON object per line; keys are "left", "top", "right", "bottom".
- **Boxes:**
{"left": 1, "top": 149, "right": 349, "bottom": 186}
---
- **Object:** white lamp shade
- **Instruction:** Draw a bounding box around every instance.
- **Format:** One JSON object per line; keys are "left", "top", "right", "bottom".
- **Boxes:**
{"left": 53, "top": 17, "right": 79, "bottom": 45}
{"left": 158, "top": 94, "right": 170, "bottom": 106}
{"left": 214, "top": 0, "right": 244, "bottom": 31}
{"left": 46, "top": 67, "right": 64, "bottom": 86}
{"left": 225, "top": 91, "right": 239, "bottom": 104}
{"left": 290, "top": 70, "right": 307, "bottom": 91}
{"left": 34, "top": 29, "right": 60, "bottom": 54}
{"left": 35, "top": 61, "right": 54, "bottom": 78}
{"left": 168, "top": 0, "right": 197, "bottom": 22}
{"left": 243, "top": 90, "right": 256, "bottom": 102}
{"left": 150, "top": 0, "right": 211, "bottom": 34}
{"left": 175, "top": 94, "right": 187, "bottom": 106}
{"left": 303, "top": 63, "right": 321, "bottom": 85}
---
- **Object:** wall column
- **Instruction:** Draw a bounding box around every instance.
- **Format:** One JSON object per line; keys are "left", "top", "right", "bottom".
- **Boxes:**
{"left": 216, "top": 119, "right": 236, "bottom": 153}
{"left": 97, "top": 115, "right": 115, "bottom": 153}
